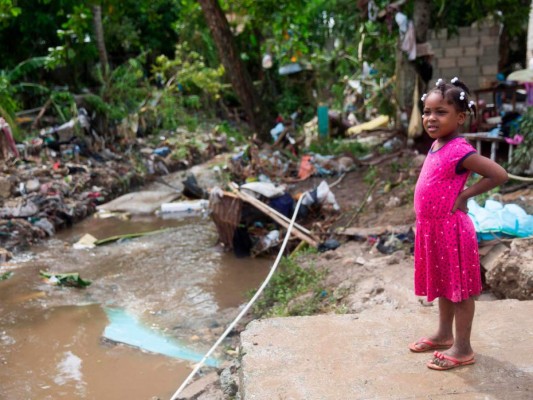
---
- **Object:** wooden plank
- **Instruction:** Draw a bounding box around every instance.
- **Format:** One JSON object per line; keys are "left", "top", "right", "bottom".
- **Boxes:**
{"left": 229, "top": 183, "right": 319, "bottom": 247}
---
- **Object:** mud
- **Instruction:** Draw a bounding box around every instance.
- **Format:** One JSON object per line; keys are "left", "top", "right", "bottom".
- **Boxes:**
{"left": 0, "top": 214, "right": 271, "bottom": 399}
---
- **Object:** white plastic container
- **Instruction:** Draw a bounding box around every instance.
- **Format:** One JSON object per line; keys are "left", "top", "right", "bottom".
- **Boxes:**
{"left": 160, "top": 199, "right": 208, "bottom": 213}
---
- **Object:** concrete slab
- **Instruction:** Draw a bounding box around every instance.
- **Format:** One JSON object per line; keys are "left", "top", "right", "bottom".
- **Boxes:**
{"left": 240, "top": 300, "right": 533, "bottom": 399}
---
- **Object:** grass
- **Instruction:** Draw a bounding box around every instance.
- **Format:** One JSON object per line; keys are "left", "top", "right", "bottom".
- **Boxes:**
{"left": 249, "top": 255, "right": 325, "bottom": 318}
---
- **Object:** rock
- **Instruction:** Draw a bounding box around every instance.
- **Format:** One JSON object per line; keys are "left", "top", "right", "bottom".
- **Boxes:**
{"left": 387, "top": 250, "right": 406, "bottom": 265}
{"left": 485, "top": 238, "right": 533, "bottom": 300}
{"left": 480, "top": 243, "right": 508, "bottom": 272}
{"left": 0, "top": 176, "right": 12, "bottom": 199}
{"left": 355, "top": 256, "right": 367, "bottom": 265}
{"left": 176, "top": 372, "right": 219, "bottom": 400}
{"left": 219, "top": 362, "right": 239, "bottom": 397}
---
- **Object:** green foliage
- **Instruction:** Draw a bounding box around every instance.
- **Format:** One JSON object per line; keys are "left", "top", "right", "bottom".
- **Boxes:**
{"left": 308, "top": 138, "right": 367, "bottom": 157}
{"left": 250, "top": 256, "right": 324, "bottom": 318}
{"left": 0, "top": 1, "right": 20, "bottom": 25}
{"left": 152, "top": 43, "right": 225, "bottom": 97}
{"left": 45, "top": 4, "right": 95, "bottom": 70}
{"left": 508, "top": 108, "right": 533, "bottom": 175}
{"left": 363, "top": 166, "right": 378, "bottom": 185}
{"left": 0, "top": 271, "right": 13, "bottom": 281}
{"left": 94, "top": 56, "right": 149, "bottom": 121}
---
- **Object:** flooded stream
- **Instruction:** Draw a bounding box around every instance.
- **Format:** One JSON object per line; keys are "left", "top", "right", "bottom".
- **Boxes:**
{"left": 0, "top": 214, "right": 271, "bottom": 399}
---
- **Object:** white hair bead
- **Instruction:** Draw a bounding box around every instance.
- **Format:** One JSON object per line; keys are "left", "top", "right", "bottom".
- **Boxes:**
{"left": 451, "top": 77, "right": 459, "bottom": 84}
{"left": 436, "top": 78, "right": 443, "bottom": 86}
{"left": 459, "top": 91, "right": 465, "bottom": 101}
{"left": 421, "top": 93, "right": 428, "bottom": 102}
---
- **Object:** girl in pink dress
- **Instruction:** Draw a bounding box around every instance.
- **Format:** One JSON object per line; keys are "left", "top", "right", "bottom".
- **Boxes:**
{"left": 408, "top": 77, "right": 508, "bottom": 370}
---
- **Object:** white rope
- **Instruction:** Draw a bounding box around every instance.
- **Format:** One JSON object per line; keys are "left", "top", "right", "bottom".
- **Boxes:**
{"left": 169, "top": 191, "right": 307, "bottom": 400}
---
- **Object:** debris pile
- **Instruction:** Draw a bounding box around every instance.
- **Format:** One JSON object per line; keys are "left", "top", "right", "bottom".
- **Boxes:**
{"left": 0, "top": 117, "right": 230, "bottom": 252}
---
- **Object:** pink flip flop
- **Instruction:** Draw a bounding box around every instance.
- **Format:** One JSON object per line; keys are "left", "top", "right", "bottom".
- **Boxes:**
{"left": 427, "top": 351, "right": 475, "bottom": 370}
{"left": 408, "top": 337, "right": 453, "bottom": 353}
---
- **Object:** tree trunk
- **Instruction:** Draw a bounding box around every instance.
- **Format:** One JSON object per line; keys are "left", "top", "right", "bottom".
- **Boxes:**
{"left": 92, "top": 5, "right": 109, "bottom": 79}
{"left": 197, "top": 0, "right": 268, "bottom": 140}
{"left": 413, "top": 0, "right": 431, "bottom": 43}
{"left": 525, "top": 0, "right": 533, "bottom": 68}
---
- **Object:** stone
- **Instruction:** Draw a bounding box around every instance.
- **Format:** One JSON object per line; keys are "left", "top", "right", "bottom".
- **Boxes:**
{"left": 0, "top": 176, "right": 12, "bottom": 199}
{"left": 480, "top": 243, "right": 508, "bottom": 272}
{"left": 176, "top": 372, "right": 219, "bottom": 400}
{"left": 485, "top": 238, "right": 533, "bottom": 300}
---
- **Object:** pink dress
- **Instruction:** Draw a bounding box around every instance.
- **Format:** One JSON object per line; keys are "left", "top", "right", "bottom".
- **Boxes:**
{"left": 414, "top": 137, "right": 481, "bottom": 302}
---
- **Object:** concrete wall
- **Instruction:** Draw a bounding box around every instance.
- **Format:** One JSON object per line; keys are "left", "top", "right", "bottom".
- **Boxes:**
{"left": 429, "top": 24, "right": 500, "bottom": 92}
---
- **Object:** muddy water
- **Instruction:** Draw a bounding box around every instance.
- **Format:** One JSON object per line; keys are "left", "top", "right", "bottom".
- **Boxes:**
{"left": 0, "top": 214, "right": 271, "bottom": 399}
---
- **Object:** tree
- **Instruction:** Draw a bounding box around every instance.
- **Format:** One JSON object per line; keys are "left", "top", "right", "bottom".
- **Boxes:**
{"left": 92, "top": 5, "right": 109, "bottom": 79}
{"left": 197, "top": 0, "right": 269, "bottom": 140}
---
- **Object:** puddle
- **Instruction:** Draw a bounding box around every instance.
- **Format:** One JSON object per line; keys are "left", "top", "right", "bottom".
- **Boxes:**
{"left": 0, "top": 214, "right": 272, "bottom": 399}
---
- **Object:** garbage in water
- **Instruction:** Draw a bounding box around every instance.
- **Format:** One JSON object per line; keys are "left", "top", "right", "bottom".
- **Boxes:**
{"left": 73, "top": 233, "right": 98, "bottom": 249}
{"left": 160, "top": 199, "right": 209, "bottom": 214}
{"left": 103, "top": 308, "right": 219, "bottom": 367}
{"left": 40, "top": 271, "right": 92, "bottom": 288}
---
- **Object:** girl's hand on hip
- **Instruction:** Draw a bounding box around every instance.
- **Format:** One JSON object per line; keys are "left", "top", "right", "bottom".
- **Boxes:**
{"left": 452, "top": 193, "right": 469, "bottom": 213}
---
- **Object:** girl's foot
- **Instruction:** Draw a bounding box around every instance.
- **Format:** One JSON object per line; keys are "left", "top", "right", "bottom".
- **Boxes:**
{"left": 408, "top": 336, "right": 454, "bottom": 352}
{"left": 427, "top": 350, "right": 475, "bottom": 370}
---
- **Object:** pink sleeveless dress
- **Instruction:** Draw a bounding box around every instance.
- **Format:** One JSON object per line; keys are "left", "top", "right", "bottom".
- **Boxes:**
{"left": 414, "top": 137, "right": 481, "bottom": 302}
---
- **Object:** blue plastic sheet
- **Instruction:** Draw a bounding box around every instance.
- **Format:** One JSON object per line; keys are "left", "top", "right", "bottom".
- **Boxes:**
{"left": 103, "top": 308, "right": 219, "bottom": 367}
{"left": 467, "top": 199, "right": 533, "bottom": 241}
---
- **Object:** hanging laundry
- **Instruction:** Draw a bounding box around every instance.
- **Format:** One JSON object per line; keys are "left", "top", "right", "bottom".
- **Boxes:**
{"left": 401, "top": 21, "right": 417, "bottom": 61}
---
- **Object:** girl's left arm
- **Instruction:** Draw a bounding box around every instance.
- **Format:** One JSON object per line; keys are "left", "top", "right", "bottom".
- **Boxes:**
{"left": 452, "top": 154, "right": 508, "bottom": 213}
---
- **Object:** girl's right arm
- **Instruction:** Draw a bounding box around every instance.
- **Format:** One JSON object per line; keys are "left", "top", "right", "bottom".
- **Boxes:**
{"left": 451, "top": 154, "right": 508, "bottom": 213}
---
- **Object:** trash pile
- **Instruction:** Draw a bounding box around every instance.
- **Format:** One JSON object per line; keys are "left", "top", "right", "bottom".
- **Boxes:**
{"left": 0, "top": 116, "right": 230, "bottom": 252}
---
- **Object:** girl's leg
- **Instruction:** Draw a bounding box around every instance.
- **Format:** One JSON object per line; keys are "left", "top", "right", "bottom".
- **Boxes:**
{"left": 410, "top": 297, "right": 454, "bottom": 351}
{"left": 435, "top": 297, "right": 455, "bottom": 341}
{"left": 444, "top": 297, "right": 475, "bottom": 360}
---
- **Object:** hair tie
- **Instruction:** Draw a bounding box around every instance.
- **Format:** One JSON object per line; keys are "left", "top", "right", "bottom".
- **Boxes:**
{"left": 421, "top": 93, "right": 427, "bottom": 102}
{"left": 451, "top": 77, "right": 459, "bottom": 84}
{"left": 435, "top": 78, "right": 443, "bottom": 86}
{"left": 459, "top": 91, "right": 465, "bottom": 101}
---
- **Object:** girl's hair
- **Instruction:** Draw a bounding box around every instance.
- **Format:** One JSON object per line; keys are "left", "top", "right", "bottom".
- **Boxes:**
{"left": 422, "top": 77, "right": 477, "bottom": 120}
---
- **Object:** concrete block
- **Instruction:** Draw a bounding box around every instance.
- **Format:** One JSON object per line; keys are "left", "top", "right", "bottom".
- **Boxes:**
{"left": 459, "top": 36, "right": 479, "bottom": 47}
{"left": 440, "top": 67, "right": 459, "bottom": 79}
{"left": 482, "top": 65, "right": 499, "bottom": 76}
{"left": 240, "top": 301, "right": 533, "bottom": 400}
{"left": 460, "top": 66, "right": 480, "bottom": 76}
{"left": 458, "top": 26, "right": 471, "bottom": 36}
{"left": 457, "top": 57, "right": 477, "bottom": 67}
{"left": 445, "top": 47, "right": 463, "bottom": 57}
{"left": 433, "top": 28, "right": 447, "bottom": 39}
{"left": 481, "top": 35, "right": 496, "bottom": 46}
{"left": 432, "top": 47, "right": 444, "bottom": 58}
{"left": 480, "top": 54, "right": 498, "bottom": 65}
{"left": 464, "top": 46, "right": 482, "bottom": 56}
{"left": 444, "top": 37, "right": 459, "bottom": 47}
{"left": 437, "top": 58, "right": 456, "bottom": 69}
